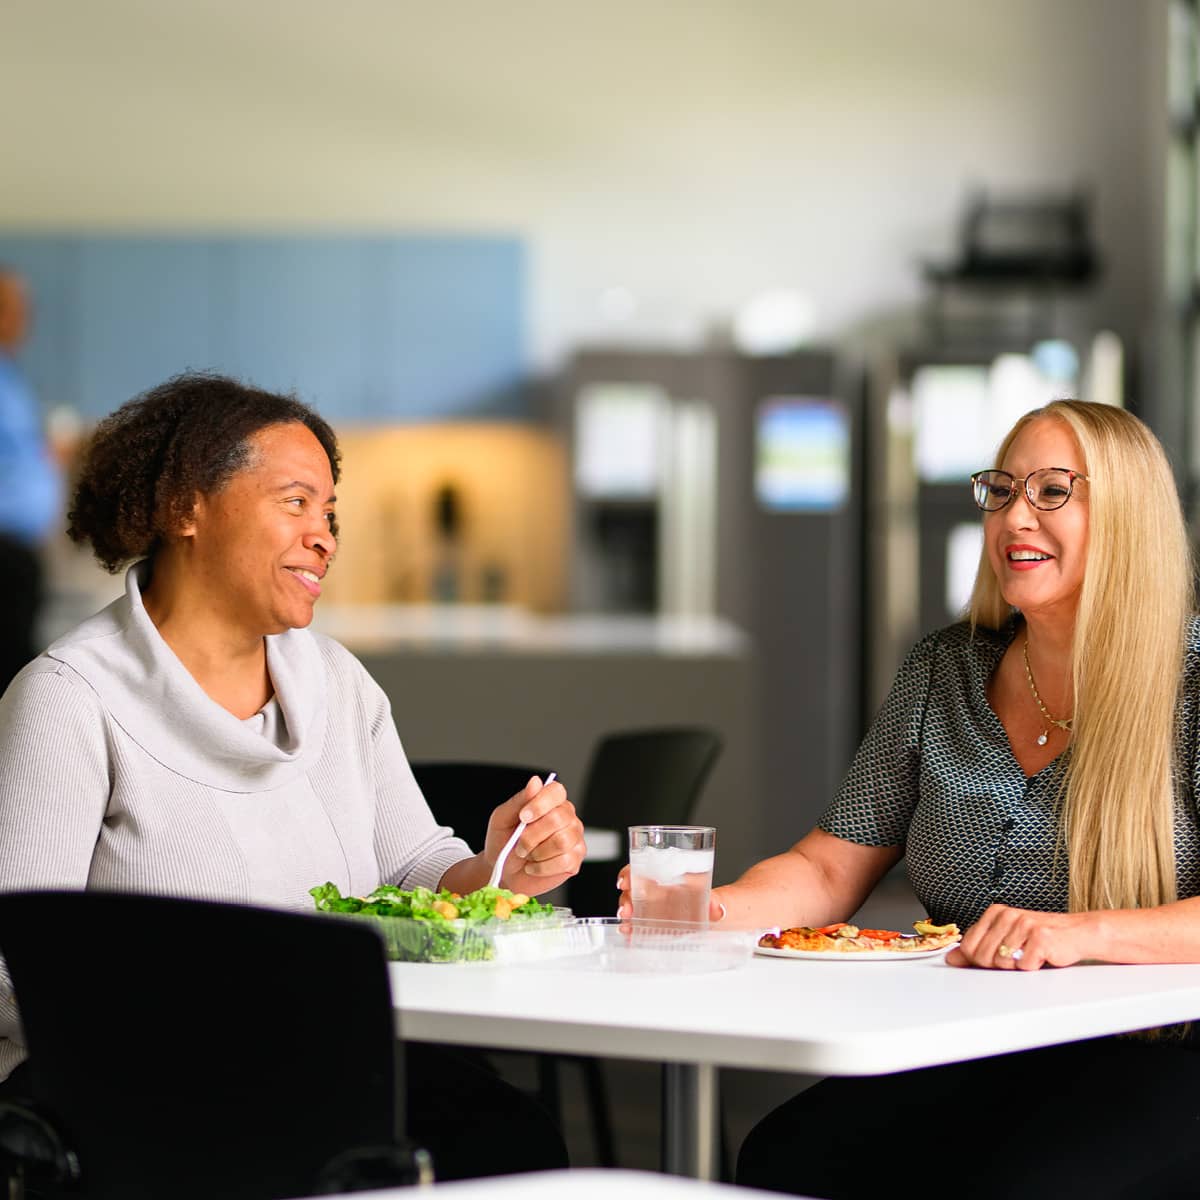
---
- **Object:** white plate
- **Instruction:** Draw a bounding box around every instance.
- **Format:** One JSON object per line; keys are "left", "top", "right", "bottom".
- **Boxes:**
{"left": 755, "top": 942, "right": 956, "bottom": 962}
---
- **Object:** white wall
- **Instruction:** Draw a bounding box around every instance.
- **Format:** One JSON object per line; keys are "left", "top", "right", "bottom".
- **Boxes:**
{"left": 1, "top": 0, "right": 1161, "bottom": 368}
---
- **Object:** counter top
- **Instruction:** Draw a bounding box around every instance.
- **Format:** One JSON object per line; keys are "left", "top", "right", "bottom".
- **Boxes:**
{"left": 311, "top": 605, "right": 750, "bottom": 657}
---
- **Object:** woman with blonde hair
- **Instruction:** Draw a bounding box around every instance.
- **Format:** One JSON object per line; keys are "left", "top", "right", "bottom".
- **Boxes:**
{"left": 959, "top": 399, "right": 1194, "bottom": 946}
{"left": 621, "top": 400, "right": 1200, "bottom": 1198}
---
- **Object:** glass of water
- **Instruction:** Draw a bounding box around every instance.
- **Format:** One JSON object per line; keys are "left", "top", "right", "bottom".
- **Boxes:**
{"left": 628, "top": 825, "right": 716, "bottom": 923}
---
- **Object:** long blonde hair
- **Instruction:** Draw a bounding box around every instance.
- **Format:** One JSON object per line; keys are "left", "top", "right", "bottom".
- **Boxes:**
{"left": 969, "top": 400, "right": 1194, "bottom": 913}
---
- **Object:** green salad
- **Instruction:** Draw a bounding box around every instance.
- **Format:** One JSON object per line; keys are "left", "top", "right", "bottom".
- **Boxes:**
{"left": 309, "top": 882, "right": 558, "bottom": 962}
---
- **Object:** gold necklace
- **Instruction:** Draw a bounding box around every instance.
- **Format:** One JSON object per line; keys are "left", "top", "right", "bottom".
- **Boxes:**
{"left": 1022, "top": 638, "right": 1073, "bottom": 746}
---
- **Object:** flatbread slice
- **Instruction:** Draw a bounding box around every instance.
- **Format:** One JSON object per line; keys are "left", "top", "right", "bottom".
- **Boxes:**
{"left": 758, "top": 919, "right": 961, "bottom": 954}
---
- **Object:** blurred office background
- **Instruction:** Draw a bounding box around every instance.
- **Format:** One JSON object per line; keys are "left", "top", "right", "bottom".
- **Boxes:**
{"left": 0, "top": 0, "right": 1194, "bottom": 886}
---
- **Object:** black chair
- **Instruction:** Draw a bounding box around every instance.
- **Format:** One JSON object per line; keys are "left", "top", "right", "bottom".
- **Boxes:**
{"left": 0, "top": 891, "right": 431, "bottom": 1200}
{"left": 411, "top": 735, "right": 722, "bottom": 1170}
{"left": 566, "top": 726, "right": 723, "bottom": 918}
{"left": 409, "top": 760, "right": 575, "bottom": 1141}
{"left": 411, "top": 760, "right": 550, "bottom": 851}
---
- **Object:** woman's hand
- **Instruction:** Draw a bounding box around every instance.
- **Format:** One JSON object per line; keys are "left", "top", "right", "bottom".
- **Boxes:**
{"left": 946, "top": 903, "right": 1097, "bottom": 970}
{"left": 483, "top": 776, "right": 585, "bottom": 896}
{"left": 615, "top": 863, "right": 728, "bottom": 921}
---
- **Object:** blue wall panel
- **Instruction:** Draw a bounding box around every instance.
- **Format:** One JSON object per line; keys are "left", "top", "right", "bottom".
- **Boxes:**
{"left": 0, "top": 234, "right": 526, "bottom": 423}
{"left": 220, "top": 239, "right": 372, "bottom": 421}
{"left": 369, "top": 237, "right": 527, "bottom": 420}
{"left": 76, "top": 238, "right": 221, "bottom": 417}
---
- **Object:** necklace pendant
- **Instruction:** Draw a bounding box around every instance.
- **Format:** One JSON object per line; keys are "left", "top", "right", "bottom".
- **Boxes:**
{"left": 1023, "top": 639, "right": 1071, "bottom": 750}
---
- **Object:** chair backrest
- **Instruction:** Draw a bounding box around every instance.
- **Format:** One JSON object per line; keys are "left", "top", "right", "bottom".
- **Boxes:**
{"left": 411, "top": 761, "right": 549, "bottom": 852}
{"left": 567, "top": 727, "right": 722, "bottom": 916}
{"left": 0, "top": 891, "right": 400, "bottom": 1200}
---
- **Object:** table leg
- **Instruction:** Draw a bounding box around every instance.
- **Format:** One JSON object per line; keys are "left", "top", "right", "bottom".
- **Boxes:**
{"left": 661, "top": 1062, "right": 719, "bottom": 1180}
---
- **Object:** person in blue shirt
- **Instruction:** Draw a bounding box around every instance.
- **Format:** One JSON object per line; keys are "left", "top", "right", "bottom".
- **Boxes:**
{"left": 0, "top": 268, "right": 61, "bottom": 693}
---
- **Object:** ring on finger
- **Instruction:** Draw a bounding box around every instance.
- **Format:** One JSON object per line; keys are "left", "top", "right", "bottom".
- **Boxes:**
{"left": 997, "top": 943, "right": 1025, "bottom": 962}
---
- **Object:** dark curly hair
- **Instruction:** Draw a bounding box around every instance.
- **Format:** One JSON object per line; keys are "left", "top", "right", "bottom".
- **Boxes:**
{"left": 68, "top": 373, "right": 342, "bottom": 573}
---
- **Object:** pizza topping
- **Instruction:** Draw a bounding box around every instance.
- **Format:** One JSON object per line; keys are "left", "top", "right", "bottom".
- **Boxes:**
{"left": 913, "top": 919, "right": 958, "bottom": 937}
{"left": 758, "top": 918, "right": 961, "bottom": 953}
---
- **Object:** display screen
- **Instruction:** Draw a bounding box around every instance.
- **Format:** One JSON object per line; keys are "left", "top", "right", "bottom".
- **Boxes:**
{"left": 755, "top": 397, "right": 849, "bottom": 512}
{"left": 911, "top": 365, "right": 991, "bottom": 483}
{"left": 912, "top": 348, "right": 1082, "bottom": 483}
{"left": 574, "top": 383, "right": 668, "bottom": 500}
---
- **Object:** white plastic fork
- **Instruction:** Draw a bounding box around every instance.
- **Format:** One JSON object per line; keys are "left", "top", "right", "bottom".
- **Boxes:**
{"left": 486, "top": 771, "right": 556, "bottom": 888}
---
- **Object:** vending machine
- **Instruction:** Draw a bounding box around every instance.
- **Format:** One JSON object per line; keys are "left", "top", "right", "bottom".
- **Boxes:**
{"left": 562, "top": 347, "right": 866, "bottom": 845}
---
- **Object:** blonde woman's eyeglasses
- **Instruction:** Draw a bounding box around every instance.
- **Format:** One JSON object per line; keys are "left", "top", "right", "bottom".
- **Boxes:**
{"left": 970, "top": 467, "right": 1089, "bottom": 513}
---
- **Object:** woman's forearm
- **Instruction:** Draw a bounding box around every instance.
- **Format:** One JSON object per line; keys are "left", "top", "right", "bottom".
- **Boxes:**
{"left": 439, "top": 854, "right": 491, "bottom": 895}
{"left": 716, "top": 830, "right": 902, "bottom": 929}
{"left": 950, "top": 894, "right": 1200, "bottom": 970}
{"left": 715, "top": 851, "right": 834, "bottom": 928}
{"left": 1089, "top": 895, "right": 1200, "bottom": 963}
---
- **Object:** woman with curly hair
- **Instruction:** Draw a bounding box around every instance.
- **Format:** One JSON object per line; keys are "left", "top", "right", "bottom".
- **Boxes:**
{"left": 0, "top": 373, "right": 582, "bottom": 1179}
{"left": 623, "top": 400, "right": 1200, "bottom": 1198}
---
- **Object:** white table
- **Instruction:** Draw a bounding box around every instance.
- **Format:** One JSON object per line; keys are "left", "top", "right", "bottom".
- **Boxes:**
{"left": 391, "top": 953, "right": 1200, "bottom": 1179}
{"left": 311, "top": 1167, "right": 786, "bottom": 1199}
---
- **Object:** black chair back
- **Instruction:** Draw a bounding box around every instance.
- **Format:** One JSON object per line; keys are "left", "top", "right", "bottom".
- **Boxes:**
{"left": 411, "top": 761, "right": 549, "bottom": 851}
{"left": 0, "top": 890, "right": 408, "bottom": 1200}
{"left": 567, "top": 727, "right": 722, "bottom": 916}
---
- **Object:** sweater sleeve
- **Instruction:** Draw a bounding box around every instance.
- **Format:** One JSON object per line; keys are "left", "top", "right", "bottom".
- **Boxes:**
{"left": 0, "top": 663, "right": 112, "bottom": 1075}
{"left": 350, "top": 661, "right": 474, "bottom": 891}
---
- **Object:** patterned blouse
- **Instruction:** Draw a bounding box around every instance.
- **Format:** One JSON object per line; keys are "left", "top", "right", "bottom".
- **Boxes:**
{"left": 819, "top": 619, "right": 1200, "bottom": 928}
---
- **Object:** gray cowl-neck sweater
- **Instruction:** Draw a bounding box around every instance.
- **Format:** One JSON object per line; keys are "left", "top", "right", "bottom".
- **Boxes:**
{"left": 0, "top": 562, "right": 473, "bottom": 1080}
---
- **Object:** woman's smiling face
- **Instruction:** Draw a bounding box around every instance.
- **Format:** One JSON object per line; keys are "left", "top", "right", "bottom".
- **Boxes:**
{"left": 182, "top": 422, "right": 338, "bottom": 636}
{"left": 984, "top": 416, "right": 1089, "bottom": 625}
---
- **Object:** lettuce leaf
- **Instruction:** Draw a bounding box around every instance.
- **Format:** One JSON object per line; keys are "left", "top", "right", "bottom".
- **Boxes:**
{"left": 308, "top": 881, "right": 555, "bottom": 923}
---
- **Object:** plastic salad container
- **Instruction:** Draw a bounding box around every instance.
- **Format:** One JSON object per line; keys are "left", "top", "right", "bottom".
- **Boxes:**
{"left": 525, "top": 917, "right": 758, "bottom": 973}
{"left": 309, "top": 882, "right": 572, "bottom": 963}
